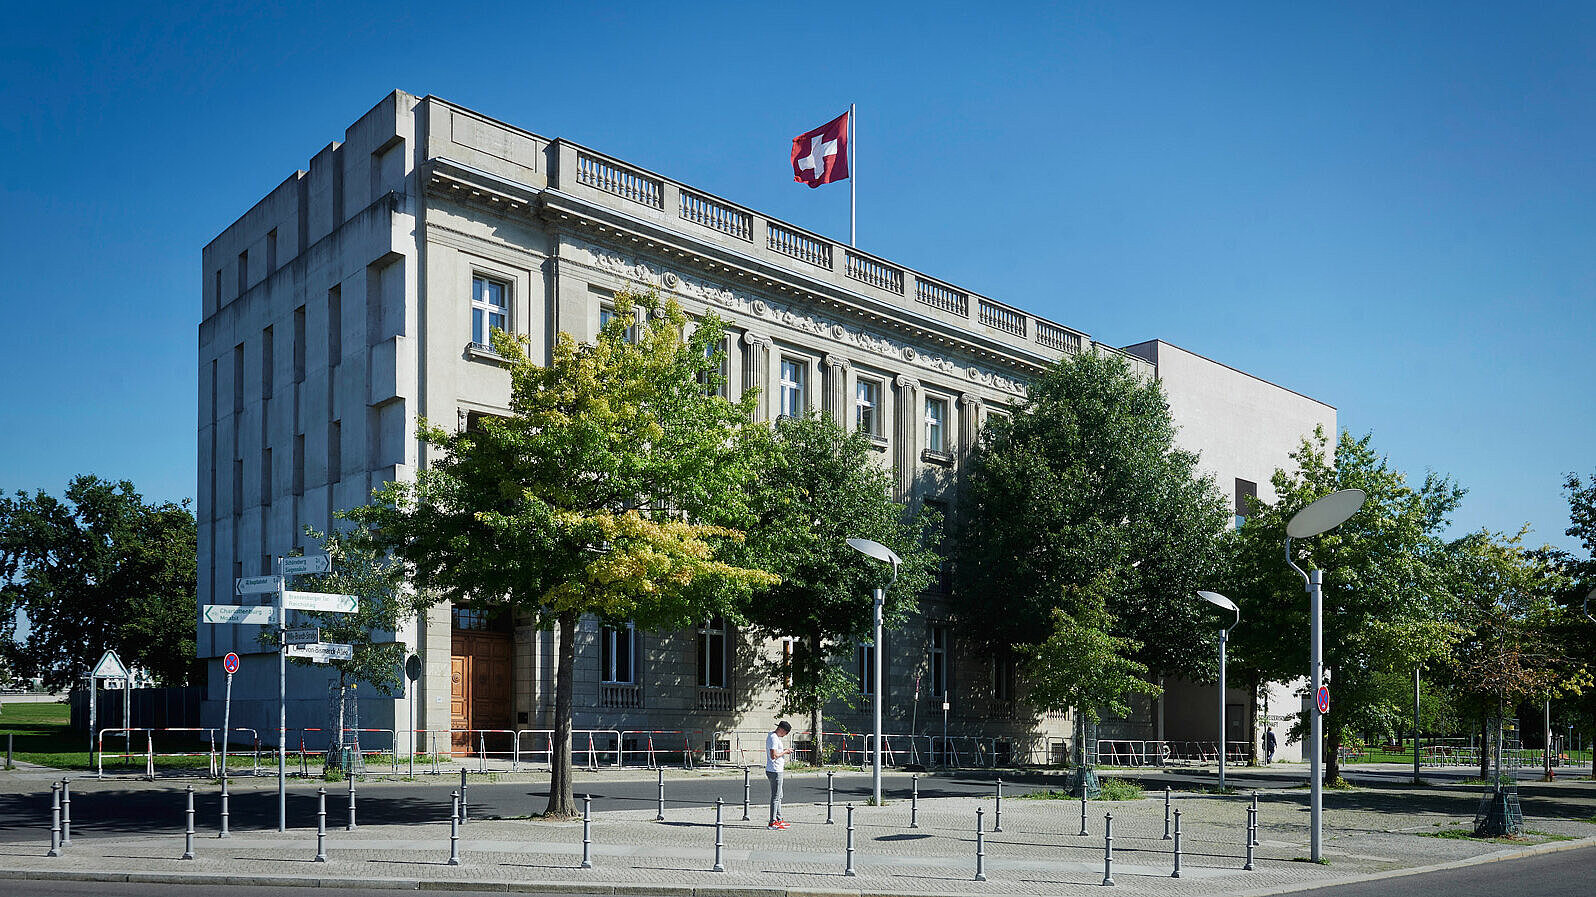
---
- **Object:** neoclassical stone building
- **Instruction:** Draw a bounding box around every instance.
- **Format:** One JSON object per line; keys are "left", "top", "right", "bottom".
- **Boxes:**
{"left": 197, "top": 91, "right": 1334, "bottom": 764}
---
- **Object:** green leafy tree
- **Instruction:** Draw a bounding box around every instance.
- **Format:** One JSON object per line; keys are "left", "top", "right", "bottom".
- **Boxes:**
{"left": 1021, "top": 576, "right": 1161, "bottom": 722}
{"left": 1545, "top": 472, "right": 1596, "bottom": 771}
{"left": 350, "top": 290, "right": 777, "bottom": 816}
{"left": 728, "top": 413, "right": 941, "bottom": 757}
{"left": 953, "top": 349, "right": 1228, "bottom": 719}
{"left": 1225, "top": 428, "right": 1463, "bottom": 783}
{"left": 0, "top": 476, "right": 197, "bottom": 688}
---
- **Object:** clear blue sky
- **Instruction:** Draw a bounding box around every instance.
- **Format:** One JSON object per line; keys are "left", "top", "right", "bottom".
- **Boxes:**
{"left": 1, "top": 2, "right": 1591, "bottom": 551}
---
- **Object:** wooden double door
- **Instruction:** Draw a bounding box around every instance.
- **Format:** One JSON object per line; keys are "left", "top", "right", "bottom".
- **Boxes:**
{"left": 450, "top": 631, "right": 512, "bottom": 756}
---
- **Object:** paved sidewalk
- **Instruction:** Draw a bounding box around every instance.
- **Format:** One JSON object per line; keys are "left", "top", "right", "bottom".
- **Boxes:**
{"left": 2, "top": 775, "right": 1594, "bottom": 896}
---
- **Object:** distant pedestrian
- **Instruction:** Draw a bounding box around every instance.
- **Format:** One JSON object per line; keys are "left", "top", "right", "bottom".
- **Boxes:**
{"left": 1265, "top": 728, "right": 1278, "bottom": 764}
{"left": 766, "top": 720, "right": 792, "bottom": 829}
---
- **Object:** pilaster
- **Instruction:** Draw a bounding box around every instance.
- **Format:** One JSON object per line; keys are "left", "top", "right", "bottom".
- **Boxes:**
{"left": 893, "top": 374, "right": 921, "bottom": 498}
{"left": 741, "top": 331, "right": 772, "bottom": 422}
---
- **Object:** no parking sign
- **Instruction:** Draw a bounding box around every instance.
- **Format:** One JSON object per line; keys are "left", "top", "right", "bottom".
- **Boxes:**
{"left": 223, "top": 652, "right": 240, "bottom": 675}
{"left": 1316, "top": 685, "right": 1330, "bottom": 715}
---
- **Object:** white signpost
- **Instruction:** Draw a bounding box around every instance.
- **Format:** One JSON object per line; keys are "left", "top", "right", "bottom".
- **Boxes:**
{"left": 220, "top": 652, "right": 239, "bottom": 837}
{"left": 206, "top": 559, "right": 357, "bottom": 833}
{"left": 88, "top": 650, "right": 132, "bottom": 765}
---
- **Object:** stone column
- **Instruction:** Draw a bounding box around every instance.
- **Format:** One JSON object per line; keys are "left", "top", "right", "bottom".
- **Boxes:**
{"left": 741, "top": 331, "right": 772, "bottom": 422}
{"left": 893, "top": 374, "right": 921, "bottom": 499}
{"left": 958, "top": 394, "right": 983, "bottom": 465}
{"left": 823, "top": 355, "right": 851, "bottom": 427}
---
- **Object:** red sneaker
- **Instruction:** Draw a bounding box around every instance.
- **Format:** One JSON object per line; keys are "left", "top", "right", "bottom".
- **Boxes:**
{"left": 775, "top": 819, "right": 789, "bottom": 829}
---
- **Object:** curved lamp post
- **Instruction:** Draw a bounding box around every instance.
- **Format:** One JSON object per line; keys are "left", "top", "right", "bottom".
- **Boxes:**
{"left": 1284, "top": 488, "right": 1366, "bottom": 863}
{"left": 847, "top": 537, "right": 901, "bottom": 809}
{"left": 1583, "top": 589, "right": 1595, "bottom": 779}
{"left": 1198, "top": 591, "right": 1240, "bottom": 789}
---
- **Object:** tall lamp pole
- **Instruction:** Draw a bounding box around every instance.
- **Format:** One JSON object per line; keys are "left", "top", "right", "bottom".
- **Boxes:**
{"left": 1198, "top": 592, "right": 1240, "bottom": 789}
{"left": 847, "top": 538, "right": 901, "bottom": 809}
{"left": 1582, "top": 590, "right": 1595, "bottom": 780}
{"left": 1284, "top": 488, "right": 1366, "bottom": 864}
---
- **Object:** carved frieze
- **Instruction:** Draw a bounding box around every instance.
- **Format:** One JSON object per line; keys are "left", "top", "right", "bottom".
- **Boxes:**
{"left": 574, "top": 238, "right": 1028, "bottom": 397}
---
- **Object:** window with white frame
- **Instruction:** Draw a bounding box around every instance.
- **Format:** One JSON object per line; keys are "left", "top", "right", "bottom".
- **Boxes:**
{"left": 697, "top": 616, "right": 729, "bottom": 689}
{"left": 471, "top": 275, "right": 508, "bottom": 346}
{"left": 992, "top": 652, "right": 1016, "bottom": 702}
{"left": 779, "top": 357, "right": 806, "bottom": 418}
{"left": 855, "top": 377, "right": 881, "bottom": 435}
{"left": 698, "top": 336, "right": 727, "bottom": 397}
{"left": 929, "top": 625, "right": 949, "bottom": 698}
{"left": 600, "top": 622, "right": 636, "bottom": 684}
{"left": 857, "top": 640, "right": 877, "bottom": 695}
{"left": 924, "top": 395, "right": 948, "bottom": 452}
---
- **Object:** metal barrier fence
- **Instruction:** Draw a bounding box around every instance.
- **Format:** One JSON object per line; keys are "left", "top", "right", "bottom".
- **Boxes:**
{"left": 1096, "top": 740, "right": 1250, "bottom": 767}
{"left": 285, "top": 728, "right": 400, "bottom": 774}
{"left": 95, "top": 727, "right": 261, "bottom": 779}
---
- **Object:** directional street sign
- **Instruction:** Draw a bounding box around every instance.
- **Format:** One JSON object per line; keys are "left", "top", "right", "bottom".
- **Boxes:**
{"left": 202, "top": 604, "right": 276, "bottom": 625}
{"left": 281, "top": 554, "right": 332, "bottom": 576}
{"left": 282, "top": 591, "right": 359, "bottom": 614}
{"left": 286, "top": 642, "right": 354, "bottom": 663}
{"left": 235, "top": 575, "right": 283, "bottom": 596}
{"left": 91, "top": 650, "right": 129, "bottom": 679}
{"left": 283, "top": 627, "right": 321, "bottom": 646}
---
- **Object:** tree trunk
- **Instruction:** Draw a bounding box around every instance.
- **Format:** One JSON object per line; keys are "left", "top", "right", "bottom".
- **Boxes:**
{"left": 1324, "top": 713, "right": 1342, "bottom": 785}
{"left": 545, "top": 612, "right": 578, "bottom": 818}
{"left": 1478, "top": 713, "right": 1490, "bottom": 783}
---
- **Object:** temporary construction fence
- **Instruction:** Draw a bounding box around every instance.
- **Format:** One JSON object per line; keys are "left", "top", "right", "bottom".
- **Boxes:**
{"left": 1095, "top": 740, "right": 1252, "bottom": 768}
{"left": 95, "top": 727, "right": 261, "bottom": 779}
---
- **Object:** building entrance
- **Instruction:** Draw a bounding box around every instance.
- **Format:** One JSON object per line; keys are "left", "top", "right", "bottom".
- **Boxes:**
{"left": 450, "top": 607, "right": 512, "bottom": 756}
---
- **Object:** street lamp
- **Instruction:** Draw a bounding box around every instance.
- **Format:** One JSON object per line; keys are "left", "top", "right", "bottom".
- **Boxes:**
{"left": 847, "top": 537, "right": 900, "bottom": 809}
{"left": 1198, "top": 591, "right": 1240, "bottom": 789}
{"left": 1285, "top": 488, "right": 1366, "bottom": 863}
{"left": 1582, "top": 589, "right": 1595, "bottom": 779}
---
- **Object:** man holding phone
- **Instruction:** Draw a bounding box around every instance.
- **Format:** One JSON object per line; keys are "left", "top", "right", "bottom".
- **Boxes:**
{"left": 767, "top": 720, "right": 792, "bottom": 829}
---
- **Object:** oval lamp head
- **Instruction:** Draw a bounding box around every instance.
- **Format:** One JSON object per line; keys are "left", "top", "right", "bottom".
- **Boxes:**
{"left": 846, "top": 537, "right": 902, "bottom": 567}
{"left": 1287, "top": 488, "right": 1367, "bottom": 539}
{"left": 1198, "top": 590, "right": 1238, "bottom": 613}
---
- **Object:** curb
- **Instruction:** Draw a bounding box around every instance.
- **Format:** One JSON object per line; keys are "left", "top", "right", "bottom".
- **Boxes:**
{"left": 3, "top": 835, "right": 1594, "bottom": 897}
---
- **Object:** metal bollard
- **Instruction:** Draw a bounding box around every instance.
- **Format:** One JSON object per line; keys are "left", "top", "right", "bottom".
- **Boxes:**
{"left": 478, "top": 731, "right": 486, "bottom": 774}
{"left": 1162, "top": 786, "right": 1171, "bottom": 840}
{"left": 741, "top": 766, "right": 751, "bottom": 822}
{"left": 459, "top": 767, "right": 468, "bottom": 824}
{"left": 1101, "top": 811, "right": 1115, "bottom": 886}
{"left": 219, "top": 776, "right": 231, "bottom": 838}
{"left": 580, "top": 794, "right": 592, "bottom": 869}
{"left": 1251, "top": 793, "right": 1260, "bottom": 846}
{"left": 910, "top": 774, "right": 919, "bottom": 829}
{"left": 713, "top": 798, "right": 725, "bottom": 873}
{"left": 315, "top": 787, "right": 328, "bottom": 863}
{"left": 844, "top": 803, "right": 856, "bottom": 877}
{"left": 1238, "top": 804, "right": 1251, "bottom": 868}
{"left": 656, "top": 768, "right": 665, "bottom": 821}
{"left": 182, "top": 785, "right": 196, "bottom": 861}
{"left": 6, "top": 732, "right": 11, "bottom": 768}
{"left": 826, "top": 771, "right": 835, "bottom": 824}
{"left": 47, "top": 782, "right": 62, "bottom": 857}
{"left": 994, "top": 777, "right": 1003, "bottom": 832}
{"left": 60, "top": 779, "right": 72, "bottom": 846}
{"left": 1079, "top": 787, "right": 1089, "bottom": 836}
{"left": 347, "top": 775, "right": 357, "bottom": 831}
{"left": 1171, "top": 808, "right": 1182, "bottom": 878}
{"left": 975, "top": 807, "right": 987, "bottom": 881}
{"left": 447, "top": 791, "right": 461, "bottom": 865}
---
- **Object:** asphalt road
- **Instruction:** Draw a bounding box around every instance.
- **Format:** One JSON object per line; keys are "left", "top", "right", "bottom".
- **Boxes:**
{"left": 0, "top": 843, "right": 1591, "bottom": 897}
{"left": 0, "top": 769, "right": 1044, "bottom": 843}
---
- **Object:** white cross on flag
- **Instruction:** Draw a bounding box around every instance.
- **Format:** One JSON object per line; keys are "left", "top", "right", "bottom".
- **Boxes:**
{"left": 791, "top": 111, "right": 850, "bottom": 188}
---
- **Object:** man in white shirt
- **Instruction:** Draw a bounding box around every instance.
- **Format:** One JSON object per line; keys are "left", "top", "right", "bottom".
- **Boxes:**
{"left": 766, "top": 720, "right": 792, "bottom": 829}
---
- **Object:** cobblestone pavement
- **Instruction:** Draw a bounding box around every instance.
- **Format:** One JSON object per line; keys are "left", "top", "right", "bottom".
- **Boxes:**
{"left": 0, "top": 767, "right": 1593, "bottom": 896}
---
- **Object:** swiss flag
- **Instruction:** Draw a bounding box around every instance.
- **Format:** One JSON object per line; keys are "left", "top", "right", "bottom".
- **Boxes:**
{"left": 791, "top": 111, "right": 850, "bottom": 188}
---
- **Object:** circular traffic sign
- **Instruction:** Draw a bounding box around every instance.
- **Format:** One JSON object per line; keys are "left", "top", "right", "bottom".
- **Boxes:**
{"left": 1316, "top": 685, "right": 1329, "bottom": 715}
{"left": 223, "top": 652, "right": 240, "bottom": 675}
{"left": 405, "top": 654, "right": 423, "bottom": 682}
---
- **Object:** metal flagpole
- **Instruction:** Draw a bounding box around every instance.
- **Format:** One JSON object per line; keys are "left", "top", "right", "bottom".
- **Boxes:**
{"left": 849, "top": 103, "right": 856, "bottom": 247}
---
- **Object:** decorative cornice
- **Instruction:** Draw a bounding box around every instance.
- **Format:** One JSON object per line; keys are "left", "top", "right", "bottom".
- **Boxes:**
{"left": 574, "top": 238, "right": 1028, "bottom": 398}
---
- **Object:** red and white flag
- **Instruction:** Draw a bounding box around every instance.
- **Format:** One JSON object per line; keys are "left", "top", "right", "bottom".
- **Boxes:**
{"left": 791, "top": 111, "right": 850, "bottom": 188}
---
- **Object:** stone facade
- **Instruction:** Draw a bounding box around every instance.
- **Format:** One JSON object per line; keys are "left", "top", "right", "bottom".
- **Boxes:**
{"left": 197, "top": 91, "right": 1332, "bottom": 766}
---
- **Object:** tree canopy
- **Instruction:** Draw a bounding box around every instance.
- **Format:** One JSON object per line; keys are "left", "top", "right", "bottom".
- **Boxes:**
{"left": 0, "top": 476, "right": 197, "bottom": 689}
{"left": 350, "top": 289, "right": 777, "bottom": 815}
{"left": 953, "top": 349, "right": 1228, "bottom": 715}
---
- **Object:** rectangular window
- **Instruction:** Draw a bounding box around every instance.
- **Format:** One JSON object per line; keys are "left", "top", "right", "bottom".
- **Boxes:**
{"left": 261, "top": 326, "right": 274, "bottom": 398}
{"left": 600, "top": 623, "right": 636, "bottom": 684}
{"left": 232, "top": 344, "right": 245, "bottom": 415}
{"left": 214, "top": 269, "right": 223, "bottom": 307}
{"left": 328, "top": 420, "right": 342, "bottom": 486}
{"left": 261, "top": 447, "right": 272, "bottom": 507}
{"left": 697, "top": 617, "right": 728, "bottom": 689}
{"left": 292, "top": 305, "right": 306, "bottom": 382}
{"left": 231, "top": 459, "right": 243, "bottom": 512}
{"left": 472, "top": 275, "right": 508, "bottom": 346}
{"left": 855, "top": 378, "right": 881, "bottom": 435}
{"left": 925, "top": 396, "right": 948, "bottom": 452}
{"left": 779, "top": 357, "right": 806, "bottom": 418}
{"left": 698, "top": 337, "right": 727, "bottom": 397}
{"left": 1234, "top": 478, "right": 1258, "bottom": 530}
{"left": 292, "top": 434, "right": 305, "bottom": 494}
{"left": 857, "top": 641, "right": 877, "bottom": 696}
{"left": 327, "top": 285, "right": 342, "bottom": 368}
{"left": 993, "top": 653, "right": 1015, "bottom": 702}
{"left": 266, "top": 229, "right": 277, "bottom": 272}
{"left": 929, "top": 625, "right": 949, "bottom": 698}
{"left": 237, "top": 250, "right": 248, "bottom": 295}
